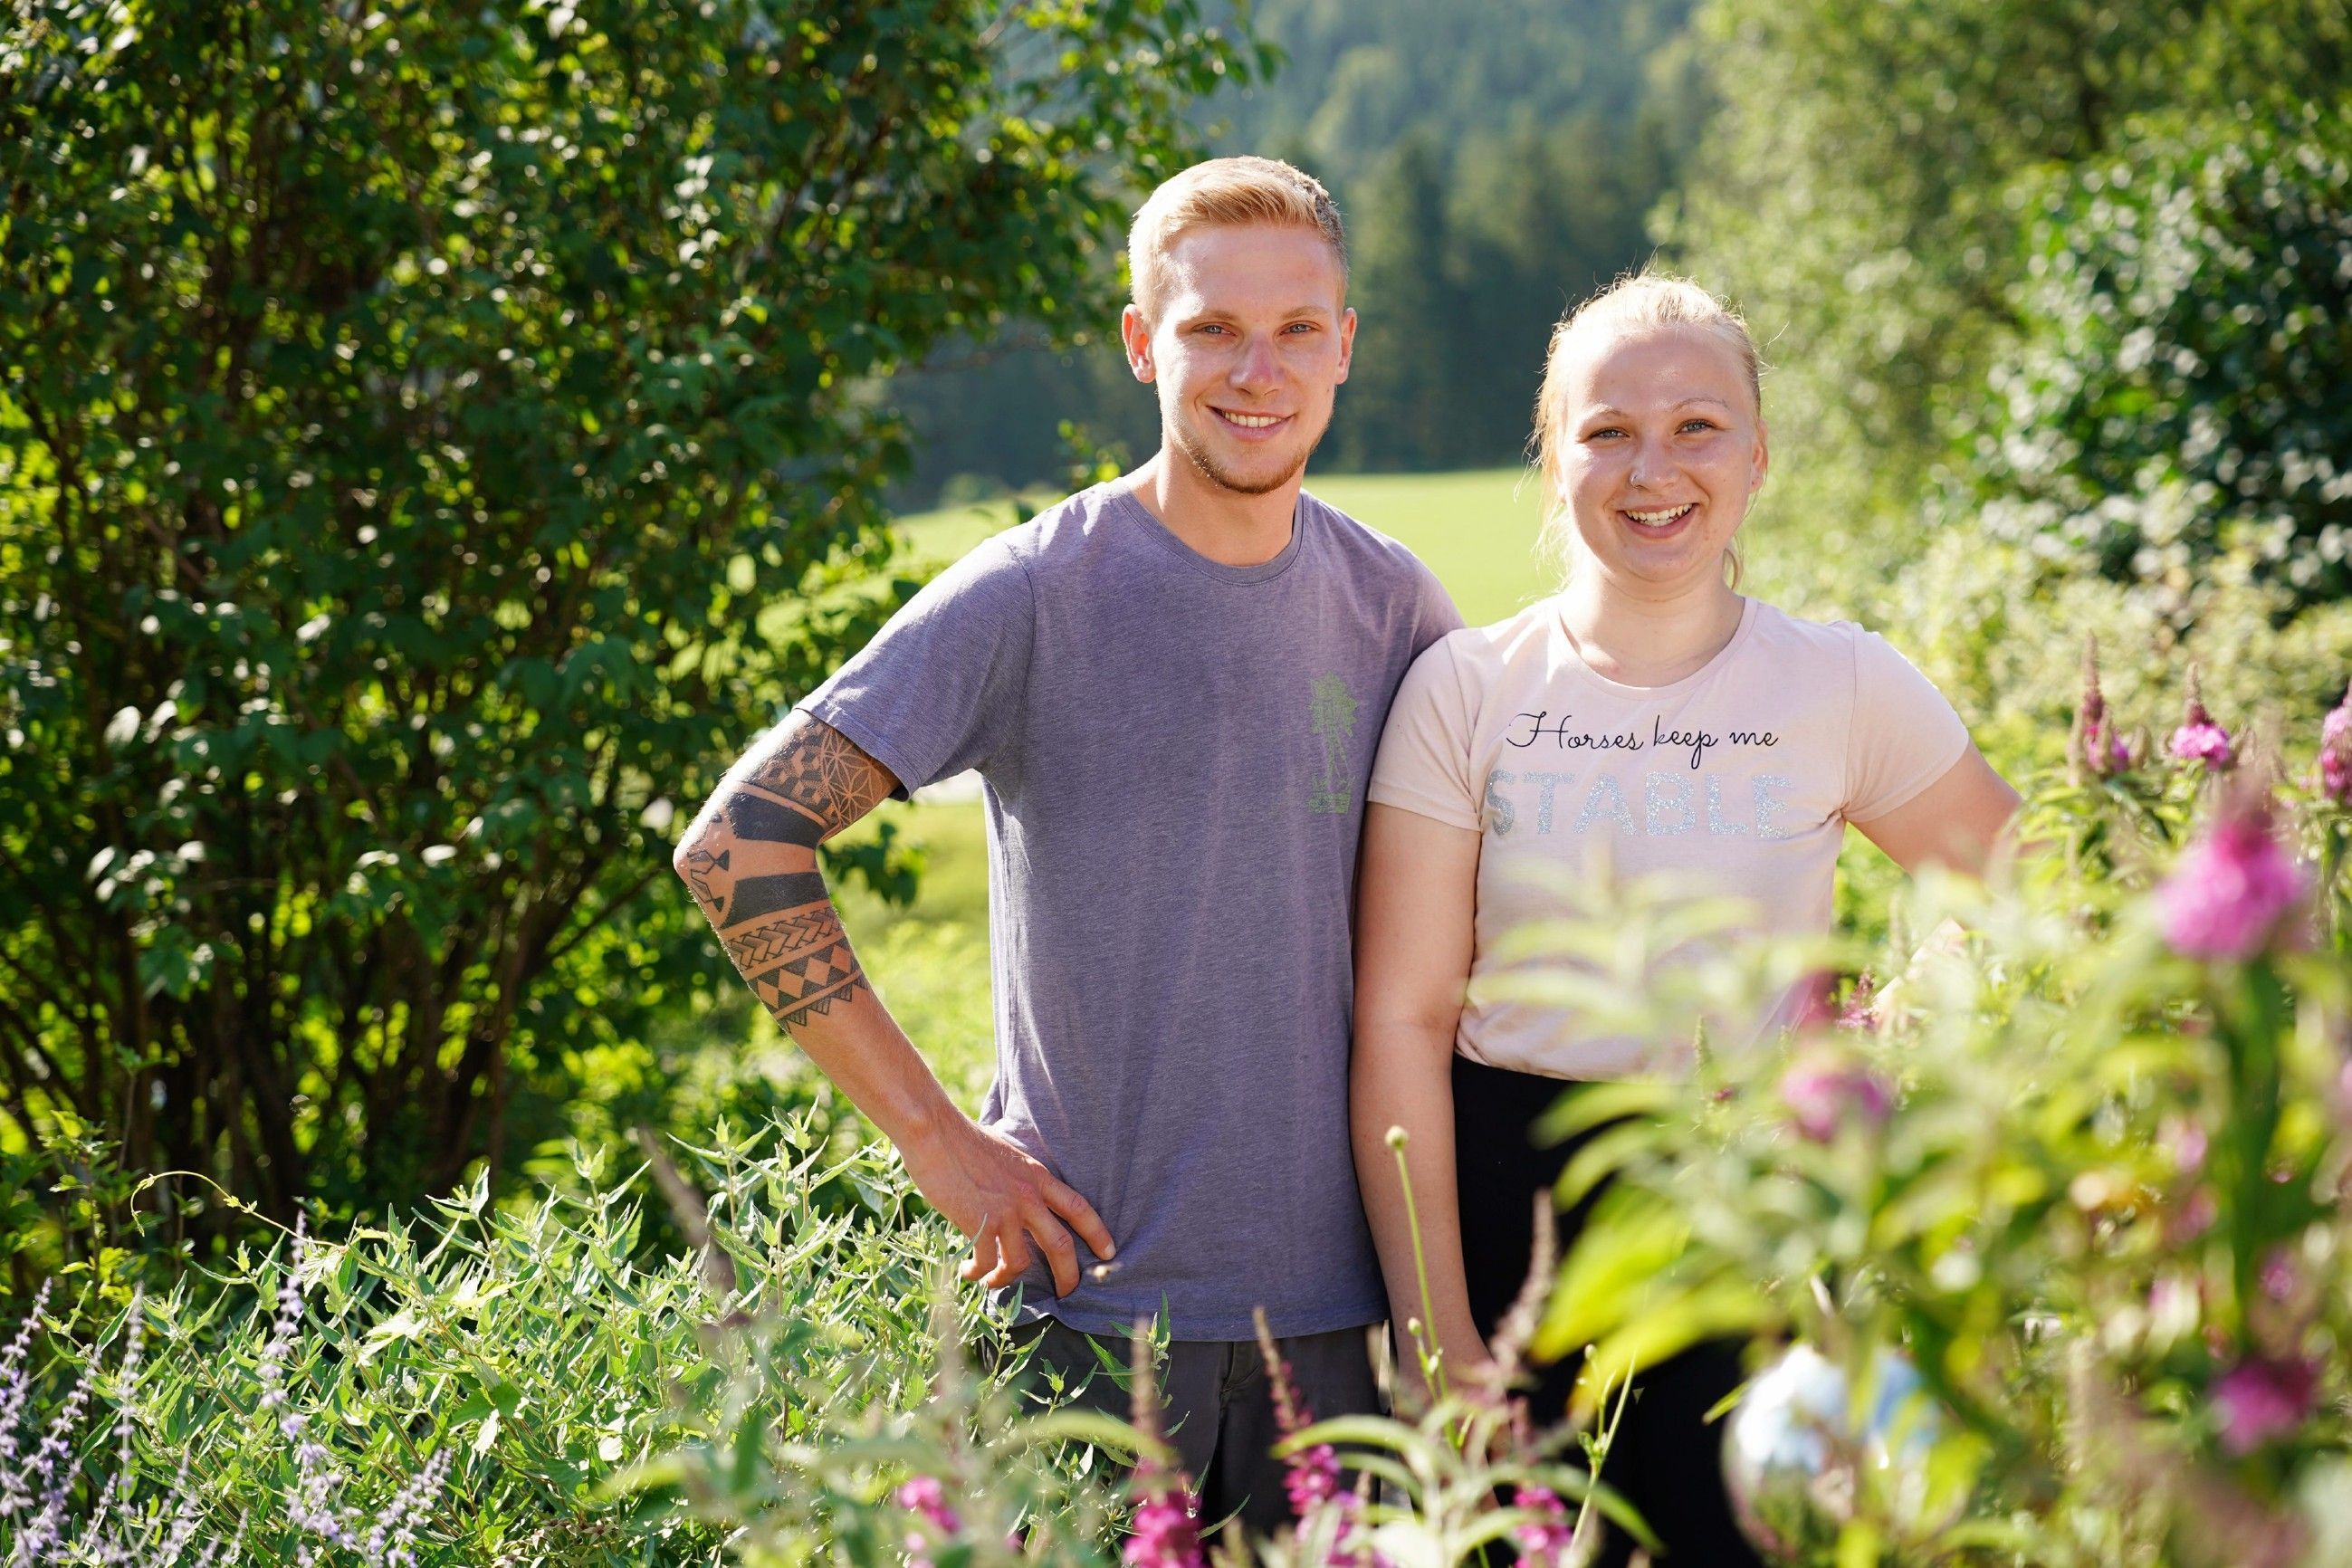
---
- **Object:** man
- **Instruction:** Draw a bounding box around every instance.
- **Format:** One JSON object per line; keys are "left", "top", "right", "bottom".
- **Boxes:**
{"left": 671, "top": 156, "right": 1459, "bottom": 1532}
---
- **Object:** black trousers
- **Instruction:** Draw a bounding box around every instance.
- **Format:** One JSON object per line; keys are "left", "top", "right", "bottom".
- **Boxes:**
{"left": 1005, "top": 1316, "right": 1380, "bottom": 1540}
{"left": 1452, "top": 1054, "right": 1764, "bottom": 1568}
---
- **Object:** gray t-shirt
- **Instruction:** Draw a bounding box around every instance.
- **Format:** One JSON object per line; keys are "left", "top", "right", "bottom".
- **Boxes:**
{"left": 803, "top": 481, "right": 1460, "bottom": 1338}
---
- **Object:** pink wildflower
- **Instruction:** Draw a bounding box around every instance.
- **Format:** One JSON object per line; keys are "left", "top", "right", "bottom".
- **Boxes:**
{"left": 1256, "top": 1307, "right": 1355, "bottom": 1541}
{"left": 2162, "top": 1115, "right": 2210, "bottom": 1176}
{"left": 2157, "top": 793, "right": 2307, "bottom": 961}
{"left": 2319, "top": 686, "right": 2352, "bottom": 805}
{"left": 1511, "top": 1485, "right": 1578, "bottom": 1568}
{"left": 2168, "top": 664, "right": 2234, "bottom": 770}
{"left": 1778, "top": 1047, "right": 1892, "bottom": 1143}
{"left": 1124, "top": 1490, "right": 1205, "bottom": 1568}
{"left": 2167, "top": 1187, "right": 2219, "bottom": 1244}
{"left": 2212, "top": 1355, "right": 2318, "bottom": 1454}
{"left": 898, "top": 1474, "right": 962, "bottom": 1536}
{"left": 1125, "top": 1332, "right": 1207, "bottom": 1568}
{"left": 2070, "top": 636, "right": 2138, "bottom": 779}
{"left": 2261, "top": 1248, "right": 2299, "bottom": 1304}
{"left": 1837, "top": 971, "right": 1880, "bottom": 1033}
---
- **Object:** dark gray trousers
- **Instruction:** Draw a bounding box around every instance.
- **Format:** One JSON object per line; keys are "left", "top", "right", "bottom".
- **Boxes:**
{"left": 1006, "top": 1317, "right": 1381, "bottom": 1539}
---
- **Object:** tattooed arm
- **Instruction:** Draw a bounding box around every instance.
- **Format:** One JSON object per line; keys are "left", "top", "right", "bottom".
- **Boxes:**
{"left": 672, "top": 712, "right": 1114, "bottom": 1295}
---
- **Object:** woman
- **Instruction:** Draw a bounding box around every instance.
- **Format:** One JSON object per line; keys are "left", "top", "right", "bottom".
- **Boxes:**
{"left": 1351, "top": 274, "right": 2019, "bottom": 1566}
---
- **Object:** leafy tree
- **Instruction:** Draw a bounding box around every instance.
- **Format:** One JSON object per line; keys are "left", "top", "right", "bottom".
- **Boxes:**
{"left": 0, "top": 0, "right": 1258, "bottom": 1243}
{"left": 1962, "top": 105, "right": 2352, "bottom": 609}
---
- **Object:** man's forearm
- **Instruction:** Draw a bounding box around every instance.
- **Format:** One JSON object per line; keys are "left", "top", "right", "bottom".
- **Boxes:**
{"left": 673, "top": 715, "right": 957, "bottom": 1148}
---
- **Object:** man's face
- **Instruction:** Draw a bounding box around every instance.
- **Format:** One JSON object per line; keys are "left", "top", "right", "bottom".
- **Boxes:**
{"left": 1122, "top": 224, "right": 1355, "bottom": 497}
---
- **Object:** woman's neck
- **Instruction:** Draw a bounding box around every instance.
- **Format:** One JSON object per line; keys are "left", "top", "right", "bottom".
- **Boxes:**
{"left": 1557, "top": 569, "right": 1745, "bottom": 688}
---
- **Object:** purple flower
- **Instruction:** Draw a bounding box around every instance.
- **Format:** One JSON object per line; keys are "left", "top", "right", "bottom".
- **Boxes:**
{"left": 2157, "top": 795, "right": 2308, "bottom": 961}
{"left": 2213, "top": 1355, "right": 2318, "bottom": 1454}
{"left": 2261, "top": 1248, "right": 2299, "bottom": 1304}
{"left": 2169, "top": 665, "right": 2235, "bottom": 771}
{"left": 1512, "top": 1485, "right": 1578, "bottom": 1568}
{"left": 0, "top": 1278, "right": 54, "bottom": 1524}
{"left": 1124, "top": 1489, "right": 1206, "bottom": 1568}
{"left": 1778, "top": 1047, "right": 1893, "bottom": 1143}
{"left": 2319, "top": 686, "right": 2352, "bottom": 805}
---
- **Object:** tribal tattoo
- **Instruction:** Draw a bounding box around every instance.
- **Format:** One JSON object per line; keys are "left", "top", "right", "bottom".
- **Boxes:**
{"left": 678, "top": 715, "right": 894, "bottom": 1034}
{"left": 725, "top": 903, "right": 870, "bottom": 1028}
{"left": 745, "top": 719, "right": 894, "bottom": 837}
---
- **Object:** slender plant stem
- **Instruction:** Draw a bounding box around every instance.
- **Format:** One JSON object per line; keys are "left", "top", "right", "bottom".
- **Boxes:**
{"left": 1389, "top": 1129, "right": 1449, "bottom": 1406}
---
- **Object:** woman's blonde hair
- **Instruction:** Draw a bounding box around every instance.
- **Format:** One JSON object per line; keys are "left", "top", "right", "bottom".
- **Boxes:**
{"left": 1128, "top": 157, "right": 1347, "bottom": 320}
{"left": 1529, "top": 272, "right": 1766, "bottom": 579}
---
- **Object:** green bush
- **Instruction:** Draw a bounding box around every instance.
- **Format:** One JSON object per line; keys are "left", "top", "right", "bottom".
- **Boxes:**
{"left": 1962, "top": 105, "right": 2352, "bottom": 606}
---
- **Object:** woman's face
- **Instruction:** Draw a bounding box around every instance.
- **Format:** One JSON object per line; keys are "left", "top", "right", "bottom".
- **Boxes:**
{"left": 1554, "top": 324, "right": 1768, "bottom": 597}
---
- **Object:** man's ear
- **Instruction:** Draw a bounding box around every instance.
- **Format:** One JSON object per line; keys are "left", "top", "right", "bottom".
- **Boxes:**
{"left": 1334, "top": 305, "right": 1357, "bottom": 386}
{"left": 1120, "top": 302, "right": 1155, "bottom": 385}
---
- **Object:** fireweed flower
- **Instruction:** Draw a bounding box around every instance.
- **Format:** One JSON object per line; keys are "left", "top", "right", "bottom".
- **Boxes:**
{"left": 1123, "top": 1334, "right": 1207, "bottom": 1568}
{"left": 2157, "top": 792, "right": 2308, "bottom": 961}
{"left": 1836, "top": 971, "right": 1880, "bottom": 1033}
{"left": 2212, "top": 1355, "right": 2319, "bottom": 1454}
{"left": 2070, "top": 636, "right": 2137, "bottom": 779}
{"left": 2319, "top": 685, "right": 2352, "bottom": 805}
{"left": 1511, "top": 1485, "right": 1578, "bottom": 1568}
{"left": 1778, "top": 1047, "right": 1893, "bottom": 1143}
{"left": 898, "top": 1472, "right": 963, "bottom": 1568}
{"left": 1253, "top": 1308, "right": 1351, "bottom": 1535}
{"left": 2169, "top": 664, "right": 2235, "bottom": 771}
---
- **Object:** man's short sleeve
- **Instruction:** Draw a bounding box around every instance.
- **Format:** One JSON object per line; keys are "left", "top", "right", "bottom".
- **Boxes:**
{"left": 1368, "top": 636, "right": 1481, "bottom": 831}
{"left": 799, "top": 535, "right": 1036, "bottom": 797}
{"left": 1843, "top": 628, "right": 1972, "bottom": 823}
{"left": 1411, "top": 561, "right": 1467, "bottom": 655}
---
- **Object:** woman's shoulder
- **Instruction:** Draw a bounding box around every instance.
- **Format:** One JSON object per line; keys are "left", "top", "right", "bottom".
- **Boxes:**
{"left": 1739, "top": 598, "right": 1915, "bottom": 678}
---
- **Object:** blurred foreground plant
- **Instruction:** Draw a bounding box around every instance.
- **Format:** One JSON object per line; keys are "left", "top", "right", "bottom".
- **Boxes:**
{"left": 1531, "top": 678, "right": 2352, "bottom": 1564}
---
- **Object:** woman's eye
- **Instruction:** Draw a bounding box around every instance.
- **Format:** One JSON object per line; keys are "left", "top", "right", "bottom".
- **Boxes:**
{"left": 1680, "top": 418, "right": 1717, "bottom": 434}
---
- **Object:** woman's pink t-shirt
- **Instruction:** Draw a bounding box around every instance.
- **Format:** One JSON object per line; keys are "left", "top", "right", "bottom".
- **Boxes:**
{"left": 1368, "top": 595, "right": 1971, "bottom": 1079}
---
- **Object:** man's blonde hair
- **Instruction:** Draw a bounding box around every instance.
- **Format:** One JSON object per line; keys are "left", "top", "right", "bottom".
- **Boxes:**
{"left": 1127, "top": 156, "right": 1348, "bottom": 320}
{"left": 1530, "top": 272, "right": 1766, "bottom": 578}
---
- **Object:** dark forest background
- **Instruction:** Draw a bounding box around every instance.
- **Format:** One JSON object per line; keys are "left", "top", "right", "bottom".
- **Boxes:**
{"left": 891, "top": 0, "right": 1704, "bottom": 502}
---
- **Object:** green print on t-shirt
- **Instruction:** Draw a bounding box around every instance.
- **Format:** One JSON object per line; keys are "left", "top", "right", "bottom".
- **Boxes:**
{"left": 1308, "top": 674, "right": 1359, "bottom": 815}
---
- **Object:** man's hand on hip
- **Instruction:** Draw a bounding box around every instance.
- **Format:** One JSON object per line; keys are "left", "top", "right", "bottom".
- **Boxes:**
{"left": 901, "top": 1115, "right": 1115, "bottom": 1297}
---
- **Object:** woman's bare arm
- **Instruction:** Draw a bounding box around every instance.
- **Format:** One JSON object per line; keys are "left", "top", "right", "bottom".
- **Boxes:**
{"left": 1850, "top": 746, "right": 2022, "bottom": 876}
{"left": 1352, "top": 800, "right": 1487, "bottom": 1397}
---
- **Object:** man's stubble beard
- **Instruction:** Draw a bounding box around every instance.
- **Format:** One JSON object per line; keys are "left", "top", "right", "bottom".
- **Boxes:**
{"left": 1169, "top": 406, "right": 1328, "bottom": 499}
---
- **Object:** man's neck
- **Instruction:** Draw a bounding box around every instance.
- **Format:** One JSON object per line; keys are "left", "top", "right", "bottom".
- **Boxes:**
{"left": 1557, "top": 569, "right": 1745, "bottom": 688}
{"left": 1123, "top": 449, "right": 1302, "bottom": 568}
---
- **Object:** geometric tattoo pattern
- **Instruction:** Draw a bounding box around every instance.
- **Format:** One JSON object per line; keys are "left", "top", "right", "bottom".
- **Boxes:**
{"left": 679, "top": 716, "right": 892, "bottom": 1034}
{"left": 731, "top": 904, "right": 870, "bottom": 1028}
{"left": 746, "top": 721, "right": 893, "bottom": 835}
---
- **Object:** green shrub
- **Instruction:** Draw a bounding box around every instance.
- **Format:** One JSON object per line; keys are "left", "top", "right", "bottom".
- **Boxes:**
{"left": 1960, "top": 105, "right": 2352, "bottom": 605}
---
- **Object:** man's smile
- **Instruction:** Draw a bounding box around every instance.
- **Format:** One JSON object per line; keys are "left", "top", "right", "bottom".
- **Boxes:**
{"left": 1213, "top": 406, "right": 1292, "bottom": 436}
